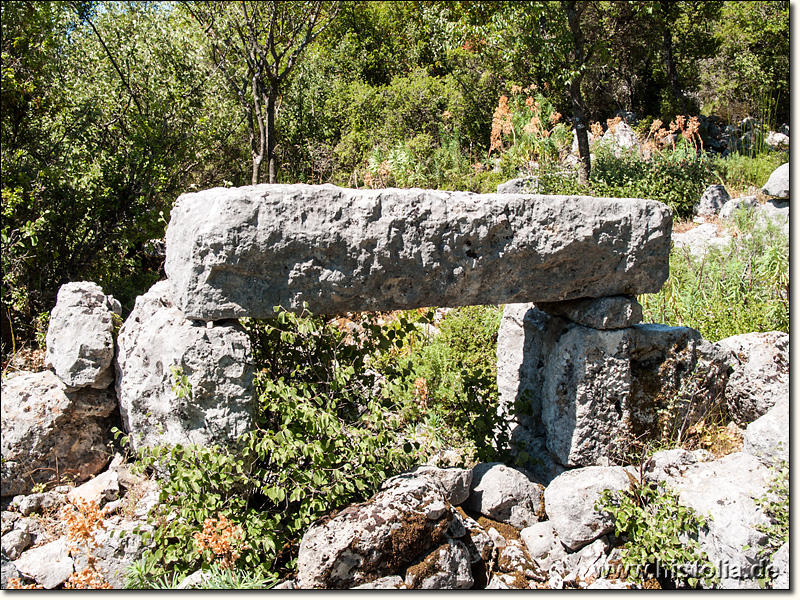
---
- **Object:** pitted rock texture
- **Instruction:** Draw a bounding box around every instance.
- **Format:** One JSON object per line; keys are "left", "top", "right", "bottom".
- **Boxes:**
{"left": 464, "top": 463, "right": 546, "bottom": 529}
{"left": 543, "top": 466, "right": 631, "bottom": 551}
{"left": 497, "top": 305, "right": 730, "bottom": 468}
{"left": 45, "top": 281, "right": 121, "bottom": 389}
{"left": 296, "top": 474, "right": 455, "bottom": 589}
{"left": 761, "top": 162, "right": 789, "bottom": 199}
{"left": 165, "top": 184, "right": 672, "bottom": 320}
{"left": 115, "top": 280, "right": 254, "bottom": 451}
{"left": 1, "top": 370, "right": 117, "bottom": 496}
{"left": 535, "top": 295, "right": 643, "bottom": 330}
{"left": 715, "top": 331, "right": 788, "bottom": 426}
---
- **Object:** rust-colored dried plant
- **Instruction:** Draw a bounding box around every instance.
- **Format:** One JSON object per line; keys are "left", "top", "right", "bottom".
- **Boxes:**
{"left": 193, "top": 514, "right": 250, "bottom": 570}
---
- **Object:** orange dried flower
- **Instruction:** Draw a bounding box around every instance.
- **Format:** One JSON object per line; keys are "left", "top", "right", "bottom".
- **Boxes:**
{"left": 590, "top": 122, "right": 604, "bottom": 138}
{"left": 549, "top": 111, "right": 562, "bottom": 125}
{"left": 193, "top": 514, "right": 250, "bottom": 570}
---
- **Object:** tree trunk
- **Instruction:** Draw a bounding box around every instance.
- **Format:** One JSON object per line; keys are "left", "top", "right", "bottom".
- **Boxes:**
{"left": 663, "top": 27, "right": 687, "bottom": 115}
{"left": 564, "top": 1, "right": 591, "bottom": 185}
{"left": 266, "top": 83, "right": 278, "bottom": 184}
{"left": 250, "top": 73, "right": 266, "bottom": 185}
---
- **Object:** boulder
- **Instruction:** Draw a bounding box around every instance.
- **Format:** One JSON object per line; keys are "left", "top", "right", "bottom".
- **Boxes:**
{"left": 719, "top": 196, "right": 758, "bottom": 220}
{"left": 761, "top": 163, "right": 789, "bottom": 199}
{"left": 12, "top": 491, "right": 66, "bottom": 516}
{"left": 45, "top": 282, "right": 121, "bottom": 390}
{"left": 649, "top": 451, "right": 771, "bottom": 589}
{"left": 404, "top": 539, "right": 473, "bottom": 589}
{"left": 496, "top": 177, "right": 538, "bottom": 194}
{"left": 543, "top": 466, "right": 631, "bottom": 551}
{"left": 464, "top": 463, "right": 546, "bottom": 529}
{"left": 743, "top": 396, "right": 788, "bottom": 468}
{"left": 115, "top": 280, "right": 254, "bottom": 451}
{"left": 13, "top": 537, "right": 74, "bottom": 589}
{"left": 765, "top": 131, "right": 789, "bottom": 151}
{"left": 1, "top": 370, "right": 117, "bottom": 496}
{"left": 715, "top": 331, "right": 788, "bottom": 425}
{"left": 1, "top": 556, "right": 21, "bottom": 589}
{"left": 67, "top": 470, "right": 119, "bottom": 507}
{"left": 1, "top": 529, "right": 32, "bottom": 560}
{"left": 165, "top": 184, "right": 672, "bottom": 320}
{"left": 600, "top": 121, "right": 640, "bottom": 157}
{"left": 296, "top": 474, "right": 455, "bottom": 589}
{"left": 770, "top": 542, "right": 789, "bottom": 589}
{"left": 520, "top": 521, "right": 566, "bottom": 572}
{"left": 535, "top": 295, "right": 643, "bottom": 330}
{"left": 351, "top": 576, "right": 405, "bottom": 589}
{"left": 396, "top": 466, "right": 472, "bottom": 506}
{"left": 497, "top": 305, "right": 730, "bottom": 469}
{"left": 696, "top": 185, "right": 731, "bottom": 217}
{"left": 672, "top": 223, "right": 731, "bottom": 257}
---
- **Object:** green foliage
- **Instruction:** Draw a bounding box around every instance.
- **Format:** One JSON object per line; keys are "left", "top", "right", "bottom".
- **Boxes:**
{"left": 597, "top": 476, "right": 717, "bottom": 588}
{"left": 588, "top": 138, "right": 713, "bottom": 218}
{"left": 640, "top": 207, "right": 789, "bottom": 341}
{"left": 749, "top": 459, "right": 789, "bottom": 588}
{"left": 396, "top": 305, "right": 505, "bottom": 463}
{"left": 710, "top": 151, "right": 786, "bottom": 197}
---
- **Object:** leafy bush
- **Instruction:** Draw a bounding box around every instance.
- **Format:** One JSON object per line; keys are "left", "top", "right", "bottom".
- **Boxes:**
{"left": 597, "top": 475, "right": 717, "bottom": 589}
{"left": 640, "top": 207, "right": 788, "bottom": 341}
{"left": 128, "top": 307, "right": 428, "bottom": 585}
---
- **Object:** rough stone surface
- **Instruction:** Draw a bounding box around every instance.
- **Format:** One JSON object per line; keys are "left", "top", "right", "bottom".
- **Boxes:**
{"left": 45, "top": 281, "right": 121, "bottom": 390}
{"left": 1, "top": 529, "right": 32, "bottom": 561}
{"left": 765, "top": 131, "right": 789, "bottom": 151}
{"left": 398, "top": 466, "right": 472, "bottom": 506}
{"left": 165, "top": 184, "right": 672, "bottom": 320}
{"left": 761, "top": 162, "right": 789, "bottom": 199}
{"left": 351, "top": 575, "right": 405, "bottom": 589}
{"left": 771, "top": 542, "right": 789, "bottom": 589}
{"left": 1, "top": 370, "right": 117, "bottom": 497}
{"left": 643, "top": 448, "right": 713, "bottom": 483}
{"left": 13, "top": 491, "right": 66, "bottom": 516}
{"left": 464, "top": 463, "right": 546, "bottom": 530}
{"left": 296, "top": 474, "right": 455, "bottom": 589}
{"left": 600, "top": 121, "right": 640, "bottom": 157}
{"left": 404, "top": 539, "right": 473, "bottom": 589}
{"left": 543, "top": 466, "right": 631, "bottom": 551}
{"left": 13, "top": 537, "right": 74, "bottom": 589}
{"left": 715, "top": 331, "right": 788, "bottom": 426}
{"left": 67, "top": 470, "right": 119, "bottom": 507}
{"left": 498, "top": 304, "right": 731, "bottom": 468}
{"left": 496, "top": 538, "right": 546, "bottom": 581}
{"left": 115, "top": 280, "right": 254, "bottom": 451}
{"left": 520, "top": 521, "right": 566, "bottom": 572}
{"left": 696, "top": 184, "right": 731, "bottom": 217}
{"left": 535, "top": 295, "right": 643, "bottom": 330}
{"left": 743, "top": 396, "right": 788, "bottom": 468}
{"left": 496, "top": 177, "right": 538, "bottom": 194}
{"left": 672, "top": 223, "right": 731, "bottom": 257}
{"left": 648, "top": 451, "right": 771, "bottom": 589}
{"left": 719, "top": 196, "right": 758, "bottom": 220}
{"left": 1, "top": 556, "right": 21, "bottom": 588}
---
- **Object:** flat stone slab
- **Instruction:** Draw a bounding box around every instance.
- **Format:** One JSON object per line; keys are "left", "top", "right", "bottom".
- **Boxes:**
{"left": 165, "top": 184, "right": 672, "bottom": 320}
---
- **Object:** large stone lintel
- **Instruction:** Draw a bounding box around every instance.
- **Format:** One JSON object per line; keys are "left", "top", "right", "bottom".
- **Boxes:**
{"left": 165, "top": 184, "right": 672, "bottom": 320}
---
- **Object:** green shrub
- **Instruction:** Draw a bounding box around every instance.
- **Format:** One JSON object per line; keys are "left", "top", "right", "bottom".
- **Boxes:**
{"left": 597, "top": 476, "right": 717, "bottom": 588}
{"left": 747, "top": 459, "right": 789, "bottom": 588}
{"left": 710, "top": 151, "right": 787, "bottom": 197}
{"left": 640, "top": 207, "right": 788, "bottom": 341}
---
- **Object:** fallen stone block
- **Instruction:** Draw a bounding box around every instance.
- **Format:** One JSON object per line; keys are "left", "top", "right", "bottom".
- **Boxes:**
{"left": 165, "top": 184, "right": 672, "bottom": 320}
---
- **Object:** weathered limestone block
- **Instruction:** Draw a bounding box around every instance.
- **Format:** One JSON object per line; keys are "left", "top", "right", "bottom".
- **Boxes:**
{"left": 715, "top": 331, "right": 789, "bottom": 426}
{"left": 1, "top": 370, "right": 117, "bottom": 497}
{"left": 743, "top": 396, "right": 788, "bottom": 468}
{"left": 45, "top": 281, "right": 121, "bottom": 389}
{"left": 761, "top": 162, "right": 789, "bottom": 199}
{"left": 544, "top": 466, "right": 630, "bottom": 551}
{"left": 497, "top": 305, "right": 729, "bottom": 468}
{"left": 115, "top": 281, "right": 254, "bottom": 451}
{"left": 535, "top": 295, "right": 643, "bottom": 330}
{"left": 165, "top": 184, "right": 672, "bottom": 320}
{"left": 404, "top": 539, "right": 473, "bottom": 589}
{"left": 464, "top": 463, "right": 546, "bottom": 529}
{"left": 296, "top": 473, "right": 455, "bottom": 589}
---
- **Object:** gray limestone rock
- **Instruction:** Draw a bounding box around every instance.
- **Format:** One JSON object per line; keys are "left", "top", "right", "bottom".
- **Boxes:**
{"left": 696, "top": 185, "right": 731, "bottom": 217}
{"left": 715, "top": 331, "right": 788, "bottom": 426}
{"left": 13, "top": 537, "right": 74, "bottom": 589}
{"left": 351, "top": 575, "right": 405, "bottom": 589}
{"left": 743, "top": 396, "right": 788, "bottom": 468}
{"left": 115, "top": 280, "right": 254, "bottom": 451}
{"left": 543, "top": 466, "right": 631, "bottom": 551}
{"left": 398, "top": 466, "right": 472, "bottom": 506}
{"left": 45, "top": 281, "right": 121, "bottom": 390}
{"left": 497, "top": 305, "right": 729, "bottom": 468}
{"left": 165, "top": 184, "right": 672, "bottom": 320}
{"left": 520, "top": 521, "right": 566, "bottom": 572}
{"left": 536, "top": 295, "right": 643, "bottom": 330}
{"left": 496, "top": 177, "right": 538, "bottom": 194}
{"left": 1, "top": 529, "right": 31, "bottom": 561}
{"left": 761, "top": 162, "right": 789, "bottom": 199}
{"left": 296, "top": 474, "right": 455, "bottom": 589}
{"left": 719, "top": 196, "right": 758, "bottom": 220}
{"left": 771, "top": 542, "right": 789, "bottom": 589}
{"left": 652, "top": 451, "right": 771, "bottom": 590}
{"left": 1, "top": 370, "right": 117, "bottom": 497}
{"left": 1, "top": 556, "right": 21, "bottom": 589}
{"left": 464, "top": 462, "right": 546, "bottom": 529}
{"left": 404, "top": 539, "right": 473, "bottom": 589}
